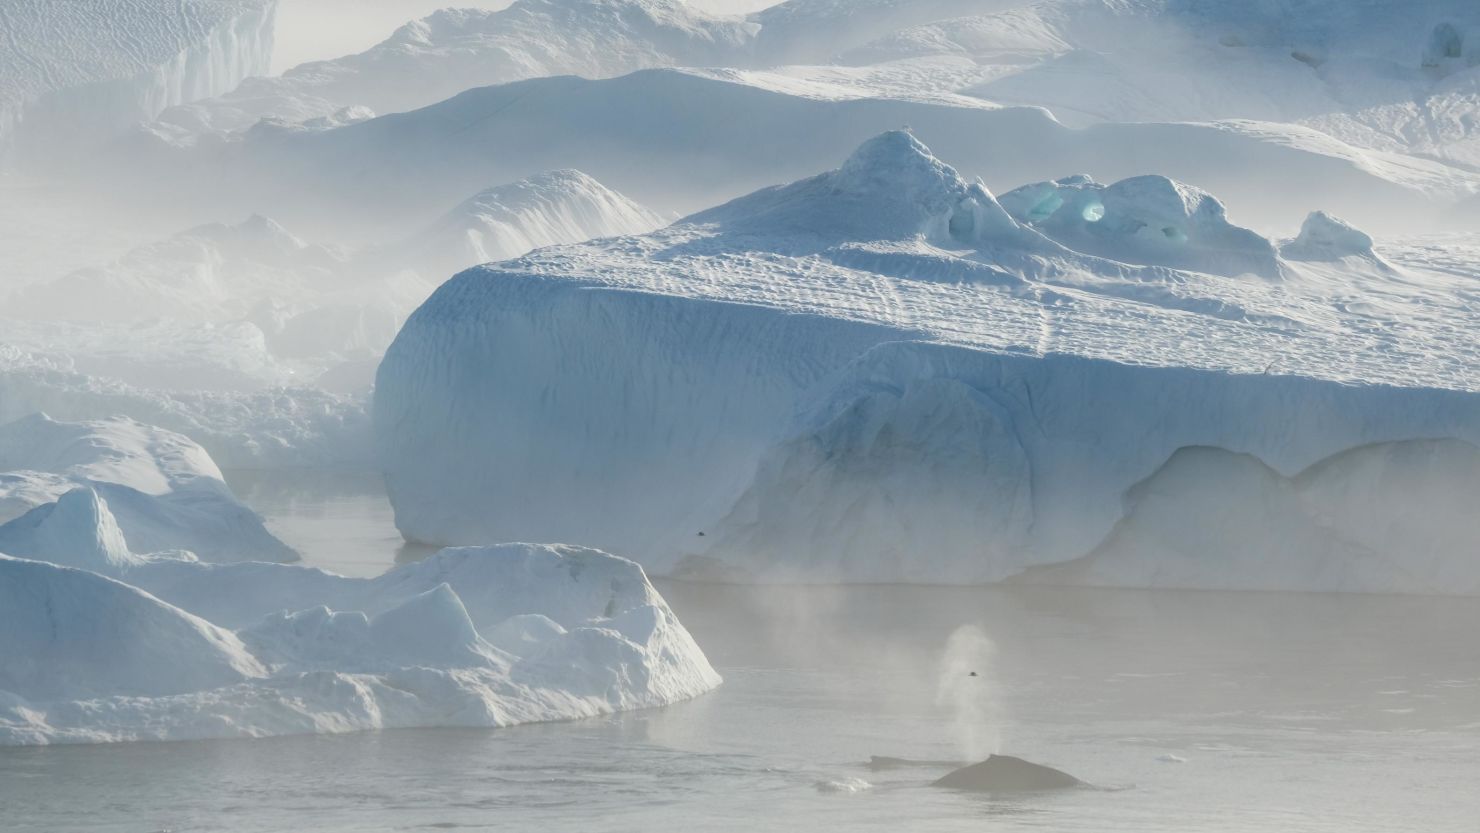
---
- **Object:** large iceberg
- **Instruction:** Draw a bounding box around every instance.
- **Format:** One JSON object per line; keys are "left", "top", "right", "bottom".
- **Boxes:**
{"left": 375, "top": 132, "right": 1480, "bottom": 593}
{"left": 0, "top": 0, "right": 275, "bottom": 165}
{"left": 0, "top": 541, "right": 719, "bottom": 745}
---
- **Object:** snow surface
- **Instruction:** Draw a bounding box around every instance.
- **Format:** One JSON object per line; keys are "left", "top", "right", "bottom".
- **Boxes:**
{"left": 376, "top": 132, "right": 1480, "bottom": 591}
{"left": 0, "top": 0, "right": 275, "bottom": 165}
{"left": 0, "top": 540, "right": 719, "bottom": 746}
{"left": 0, "top": 413, "right": 295, "bottom": 562}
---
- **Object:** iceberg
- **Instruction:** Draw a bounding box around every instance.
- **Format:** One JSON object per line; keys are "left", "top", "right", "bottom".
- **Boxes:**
{"left": 0, "top": 413, "right": 296, "bottom": 562}
{"left": 0, "top": 0, "right": 275, "bottom": 166}
{"left": 0, "top": 542, "right": 719, "bottom": 746}
{"left": 148, "top": 0, "right": 758, "bottom": 145}
{"left": 375, "top": 132, "right": 1480, "bottom": 592}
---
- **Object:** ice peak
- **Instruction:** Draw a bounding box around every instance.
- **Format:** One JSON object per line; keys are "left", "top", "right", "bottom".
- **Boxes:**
{"left": 0, "top": 487, "right": 140, "bottom": 573}
{"left": 369, "top": 583, "right": 496, "bottom": 668}
{"left": 1281, "top": 210, "right": 1380, "bottom": 263}
{"left": 833, "top": 130, "right": 963, "bottom": 200}
{"left": 683, "top": 131, "right": 1006, "bottom": 243}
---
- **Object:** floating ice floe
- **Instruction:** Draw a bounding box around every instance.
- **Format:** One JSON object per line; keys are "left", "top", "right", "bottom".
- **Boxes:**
{"left": 0, "top": 539, "right": 719, "bottom": 746}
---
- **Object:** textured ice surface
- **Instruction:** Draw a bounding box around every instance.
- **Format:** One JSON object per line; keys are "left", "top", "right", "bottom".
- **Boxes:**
{"left": 376, "top": 133, "right": 1480, "bottom": 590}
{"left": 0, "top": 413, "right": 295, "bottom": 561}
{"left": 0, "top": 0, "right": 275, "bottom": 163}
{"left": 0, "top": 542, "right": 720, "bottom": 746}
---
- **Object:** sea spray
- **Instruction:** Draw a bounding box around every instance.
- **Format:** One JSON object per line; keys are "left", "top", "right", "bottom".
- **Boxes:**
{"left": 935, "top": 624, "right": 1002, "bottom": 761}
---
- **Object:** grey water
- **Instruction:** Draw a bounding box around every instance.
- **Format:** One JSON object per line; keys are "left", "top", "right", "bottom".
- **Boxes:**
{"left": 1, "top": 469, "right": 1476, "bottom": 832}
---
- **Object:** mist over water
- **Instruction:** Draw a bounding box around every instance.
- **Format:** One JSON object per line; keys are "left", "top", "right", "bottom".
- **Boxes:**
{"left": 937, "top": 625, "right": 1003, "bottom": 762}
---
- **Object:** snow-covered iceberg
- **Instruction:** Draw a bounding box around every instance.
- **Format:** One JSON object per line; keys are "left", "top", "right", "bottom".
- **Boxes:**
{"left": 375, "top": 132, "right": 1480, "bottom": 592}
{"left": 0, "top": 542, "right": 719, "bottom": 745}
{"left": 0, "top": 0, "right": 275, "bottom": 165}
{"left": 0, "top": 413, "right": 296, "bottom": 562}
{"left": 147, "top": 0, "right": 758, "bottom": 145}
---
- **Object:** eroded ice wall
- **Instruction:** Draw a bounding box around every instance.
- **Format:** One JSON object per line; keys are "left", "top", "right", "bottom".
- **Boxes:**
{"left": 0, "top": 0, "right": 276, "bottom": 166}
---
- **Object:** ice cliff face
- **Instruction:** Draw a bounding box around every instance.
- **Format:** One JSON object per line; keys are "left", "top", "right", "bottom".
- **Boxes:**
{"left": 375, "top": 133, "right": 1480, "bottom": 592}
{"left": 0, "top": 0, "right": 276, "bottom": 166}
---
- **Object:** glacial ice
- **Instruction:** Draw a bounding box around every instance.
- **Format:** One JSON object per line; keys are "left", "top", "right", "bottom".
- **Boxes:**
{"left": 197, "top": 65, "right": 1478, "bottom": 239}
{"left": 0, "top": 501, "right": 719, "bottom": 745}
{"left": 0, "top": 413, "right": 296, "bottom": 562}
{"left": 0, "top": 555, "right": 265, "bottom": 703}
{"left": 148, "top": 0, "right": 759, "bottom": 145}
{"left": 998, "top": 175, "right": 1284, "bottom": 279}
{"left": 1279, "top": 210, "right": 1379, "bottom": 262}
{"left": 0, "top": 0, "right": 275, "bottom": 165}
{"left": 395, "top": 169, "right": 667, "bottom": 294}
{"left": 376, "top": 132, "right": 1480, "bottom": 591}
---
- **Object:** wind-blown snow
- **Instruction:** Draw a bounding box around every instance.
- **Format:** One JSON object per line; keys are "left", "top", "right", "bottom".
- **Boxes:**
{"left": 0, "top": 0, "right": 276, "bottom": 165}
{"left": 376, "top": 132, "right": 1480, "bottom": 591}
{"left": 0, "top": 413, "right": 295, "bottom": 562}
{"left": 0, "top": 542, "right": 719, "bottom": 746}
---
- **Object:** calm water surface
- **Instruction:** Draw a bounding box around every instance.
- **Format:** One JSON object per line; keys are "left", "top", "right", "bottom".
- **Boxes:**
{"left": 1, "top": 469, "right": 1476, "bottom": 832}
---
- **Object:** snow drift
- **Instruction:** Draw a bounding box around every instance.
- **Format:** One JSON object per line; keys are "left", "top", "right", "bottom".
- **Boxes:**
{"left": 376, "top": 132, "right": 1480, "bottom": 592}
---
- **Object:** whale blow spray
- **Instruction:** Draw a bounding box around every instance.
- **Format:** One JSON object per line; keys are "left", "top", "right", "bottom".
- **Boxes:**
{"left": 936, "top": 624, "right": 1002, "bottom": 761}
